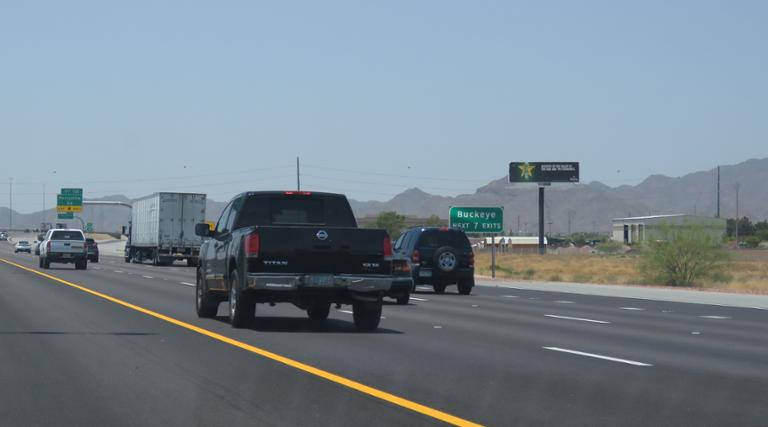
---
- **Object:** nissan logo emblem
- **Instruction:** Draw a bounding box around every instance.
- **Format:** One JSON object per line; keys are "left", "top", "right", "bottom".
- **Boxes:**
{"left": 316, "top": 230, "right": 329, "bottom": 241}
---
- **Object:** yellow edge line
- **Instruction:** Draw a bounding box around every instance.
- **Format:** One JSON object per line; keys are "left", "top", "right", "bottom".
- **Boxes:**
{"left": 0, "top": 258, "right": 483, "bottom": 427}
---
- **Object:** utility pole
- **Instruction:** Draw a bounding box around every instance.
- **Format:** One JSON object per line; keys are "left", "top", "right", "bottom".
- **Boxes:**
{"left": 516, "top": 215, "right": 520, "bottom": 235}
{"left": 8, "top": 178, "right": 12, "bottom": 230}
{"left": 538, "top": 186, "right": 545, "bottom": 254}
{"left": 716, "top": 165, "right": 721, "bottom": 218}
{"left": 735, "top": 182, "right": 740, "bottom": 247}
{"left": 42, "top": 184, "right": 46, "bottom": 228}
{"left": 296, "top": 157, "right": 301, "bottom": 191}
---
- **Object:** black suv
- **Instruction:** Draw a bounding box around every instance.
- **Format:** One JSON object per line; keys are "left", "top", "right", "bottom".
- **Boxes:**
{"left": 85, "top": 238, "right": 99, "bottom": 263}
{"left": 393, "top": 227, "right": 474, "bottom": 295}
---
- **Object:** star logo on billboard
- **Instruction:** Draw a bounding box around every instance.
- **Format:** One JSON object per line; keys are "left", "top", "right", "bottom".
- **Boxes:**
{"left": 518, "top": 162, "right": 535, "bottom": 180}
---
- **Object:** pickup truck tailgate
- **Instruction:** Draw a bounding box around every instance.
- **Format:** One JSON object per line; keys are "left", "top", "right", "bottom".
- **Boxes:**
{"left": 49, "top": 240, "right": 85, "bottom": 253}
{"left": 249, "top": 227, "right": 391, "bottom": 275}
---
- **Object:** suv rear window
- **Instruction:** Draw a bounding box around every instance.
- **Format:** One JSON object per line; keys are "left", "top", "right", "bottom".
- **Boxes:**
{"left": 51, "top": 231, "right": 84, "bottom": 241}
{"left": 417, "top": 230, "right": 471, "bottom": 250}
{"left": 86, "top": 238, "right": 95, "bottom": 244}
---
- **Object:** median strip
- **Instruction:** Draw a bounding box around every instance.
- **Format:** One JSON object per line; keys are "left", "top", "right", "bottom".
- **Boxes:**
{"left": 543, "top": 347, "right": 653, "bottom": 367}
{"left": 0, "top": 257, "right": 482, "bottom": 427}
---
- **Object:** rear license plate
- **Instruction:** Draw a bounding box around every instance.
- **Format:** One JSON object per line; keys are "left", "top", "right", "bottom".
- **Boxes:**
{"left": 306, "top": 274, "right": 335, "bottom": 287}
{"left": 419, "top": 269, "right": 432, "bottom": 278}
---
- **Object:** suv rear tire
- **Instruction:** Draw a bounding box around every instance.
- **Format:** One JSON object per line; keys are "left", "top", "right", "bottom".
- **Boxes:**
{"left": 433, "top": 282, "right": 446, "bottom": 294}
{"left": 458, "top": 277, "right": 474, "bottom": 295}
{"left": 196, "top": 268, "right": 219, "bottom": 318}
{"left": 229, "top": 270, "right": 255, "bottom": 328}
{"left": 353, "top": 300, "right": 382, "bottom": 331}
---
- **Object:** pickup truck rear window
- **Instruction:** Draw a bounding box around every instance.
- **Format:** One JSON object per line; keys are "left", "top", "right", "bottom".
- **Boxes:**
{"left": 235, "top": 195, "right": 357, "bottom": 228}
{"left": 50, "top": 231, "right": 84, "bottom": 241}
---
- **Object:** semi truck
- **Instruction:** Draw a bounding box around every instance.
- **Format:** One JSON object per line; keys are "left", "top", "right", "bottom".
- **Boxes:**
{"left": 125, "top": 192, "right": 207, "bottom": 267}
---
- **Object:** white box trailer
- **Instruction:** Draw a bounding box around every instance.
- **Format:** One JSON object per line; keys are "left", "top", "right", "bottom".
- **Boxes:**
{"left": 126, "top": 192, "right": 206, "bottom": 266}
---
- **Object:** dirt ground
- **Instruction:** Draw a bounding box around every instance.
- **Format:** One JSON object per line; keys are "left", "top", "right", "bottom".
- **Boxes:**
{"left": 475, "top": 249, "right": 768, "bottom": 295}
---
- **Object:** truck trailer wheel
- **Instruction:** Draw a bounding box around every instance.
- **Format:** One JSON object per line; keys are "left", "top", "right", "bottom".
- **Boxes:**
{"left": 353, "top": 300, "right": 382, "bottom": 331}
{"left": 228, "top": 271, "right": 255, "bottom": 328}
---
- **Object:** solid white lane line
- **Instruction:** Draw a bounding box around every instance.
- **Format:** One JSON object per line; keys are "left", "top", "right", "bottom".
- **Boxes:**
{"left": 543, "top": 347, "right": 653, "bottom": 367}
{"left": 620, "top": 307, "right": 644, "bottom": 311}
{"left": 180, "top": 282, "right": 196, "bottom": 287}
{"left": 409, "top": 297, "right": 429, "bottom": 302}
{"left": 142, "top": 275, "right": 154, "bottom": 279}
{"left": 545, "top": 315, "right": 610, "bottom": 324}
{"left": 699, "top": 315, "right": 730, "bottom": 319}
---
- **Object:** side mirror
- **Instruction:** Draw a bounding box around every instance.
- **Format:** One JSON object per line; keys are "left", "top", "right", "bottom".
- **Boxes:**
{"left": 195, "top": 223, "right": 213, "bottom": 237}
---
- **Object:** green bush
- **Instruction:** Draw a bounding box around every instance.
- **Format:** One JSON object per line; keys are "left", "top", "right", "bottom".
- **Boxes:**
{"left": 596, "top": 241, "right": 623, "bottom": 254}
{"left": 744, "top": 236, "right": 761, "bottom": 248}
{"left": 548, "top": 274, "right": 563, "bottom": 282}
{"left": 523, "top": 268, "right": 536, "bottom": 279}
{"left": 639, "top": 223, "right": 730, "bottom": 287}
{"left": 757, "top": 229, "right": 768, "bottom": 242}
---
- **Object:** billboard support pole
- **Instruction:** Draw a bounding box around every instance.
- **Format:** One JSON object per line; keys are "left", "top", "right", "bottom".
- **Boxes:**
{"left": 538, "top": 186, "right": 546, "bottom": 255}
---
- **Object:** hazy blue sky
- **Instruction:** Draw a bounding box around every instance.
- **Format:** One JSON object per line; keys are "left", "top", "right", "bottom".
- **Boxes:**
{"left": 2, "top": 1, "right": 767, "bottom": 213}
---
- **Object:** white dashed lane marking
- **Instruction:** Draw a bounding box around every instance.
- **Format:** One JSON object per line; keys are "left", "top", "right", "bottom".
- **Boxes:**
{"left": 142, "top": 275, "right": 154, "bottom": 279}
{"left": 409, "top": 297, "right": 429, "bottom": 302}
{"left": 544, "top": 315, "right": 610, "bottom": 324}
{"left": 620, "top": 307, "right": 645, "bottom": 311}
{"left": 699, "top": 315, "right": 730, "bottom": 319}
{"left": 180, "top": 282, "right": 196, "bottom": 287}
{"left": 543, "top": 347, "right": 653, "bottom": 367}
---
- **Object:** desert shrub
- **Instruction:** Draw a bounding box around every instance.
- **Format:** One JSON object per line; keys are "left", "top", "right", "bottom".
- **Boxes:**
{"left": 596, "top": 241, "right": 623, "bottom": 254}
{"left": 639, "top": 223, "right": 730, "bottom": 287}
{"left": 523, "top": 268, "right": 536, "bottom": 279}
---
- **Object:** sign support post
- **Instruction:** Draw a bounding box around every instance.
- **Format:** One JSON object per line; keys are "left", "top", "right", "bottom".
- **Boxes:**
{"left": 491, "top": 235, "right": 496, "bottom": 278}
{"left": 538, "top": 186, "right": 545, "bottom": 255}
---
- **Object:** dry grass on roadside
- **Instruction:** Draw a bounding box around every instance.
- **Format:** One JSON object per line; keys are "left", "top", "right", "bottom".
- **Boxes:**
{"left": 474, "top": 250, "right": 768, "bottom": 294}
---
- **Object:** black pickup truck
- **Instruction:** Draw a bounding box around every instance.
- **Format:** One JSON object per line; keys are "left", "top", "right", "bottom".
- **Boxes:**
{"left": 194, "top": 191, "right": 412, "bottom": 331}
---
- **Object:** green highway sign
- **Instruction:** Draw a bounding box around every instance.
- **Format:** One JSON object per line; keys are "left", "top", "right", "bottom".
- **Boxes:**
{"left": 57, "top": 188, "right": 83, "bottom": 213}
{"left": 85, "top": 222, "right": 94, "bottom": 233}
{"left": 449, "top": 206, "right": 503, "bottom": 234}
{"left": 61, "top": 188, "right": 83, "bottom": 197}
{"left": 57, "top": 212, "right": 74, "bottom": 220}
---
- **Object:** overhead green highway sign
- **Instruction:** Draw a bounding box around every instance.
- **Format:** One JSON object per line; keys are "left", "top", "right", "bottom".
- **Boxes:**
{"left": 57, "top": 188, "right": 83, "bottom": 213}
{"left": 449, "top": 207, "right": 503, "bottom": 234}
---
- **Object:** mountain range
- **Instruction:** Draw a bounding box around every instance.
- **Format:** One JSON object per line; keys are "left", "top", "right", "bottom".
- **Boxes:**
{"left": 2, "top": 158, "right": 766, "bottom": 234}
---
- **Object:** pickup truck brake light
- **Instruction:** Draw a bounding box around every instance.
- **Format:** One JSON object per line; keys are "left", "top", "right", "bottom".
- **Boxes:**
{"left": 383, "top": 236, "right": 393, "bottom": 258}
{"left": 469, "top": 252, "right": 475, "bottom": 267}
{"left": 283, "top": 191, "right": 312, "bottom": 196}
{"left": 46, "top": 241, "right": 51, "bottom": 252}
{"left": 245, "top": 233, "right": 260, "bottom": 258}
{"left": 411, "top": 249, "right": 420, "bottom": 264}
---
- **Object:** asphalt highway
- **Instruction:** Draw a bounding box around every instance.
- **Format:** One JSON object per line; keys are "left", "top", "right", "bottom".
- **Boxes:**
{"left": 1, "top": 240, "right": 767, "bottom": 426}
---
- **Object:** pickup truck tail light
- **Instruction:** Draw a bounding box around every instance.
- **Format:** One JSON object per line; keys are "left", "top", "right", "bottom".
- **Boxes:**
{"left": 411, "top": 249, "right": 420, "bottom": 264}
{"left": 468, "top": 252, "right": 475, "bottom": 268}
{"left": 245, "top": 233, "right": 260, "bottom": 258}
{"left": 383, "top": 236, "right": 393, "bottom": 258}
{"left": 393, "top": 259, "right": 411, "bottom": 274}
{"left": 46, "top": 241, "right": 51, "bottom": 252}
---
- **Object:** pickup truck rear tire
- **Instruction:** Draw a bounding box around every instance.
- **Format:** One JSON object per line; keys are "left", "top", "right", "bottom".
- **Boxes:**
{"left": 196, "top": 269, "right": 219, "bottom": 318}
{"left": 41, "top": 257, "right": 50, "bottom": 269}
{"left": 353, "top": 300, "right": 382, "bottom": 331}
{"left": 75, "top": 259, "right": 87, "bottom": 270}
{"left": 307, "top": 302, "right": 331, "bottom": 322}
{"left": 229, "top": 271, "right": 255, "bottom": 328}
{"left": 38, "top": 257, "right": 44, "bottom": 268}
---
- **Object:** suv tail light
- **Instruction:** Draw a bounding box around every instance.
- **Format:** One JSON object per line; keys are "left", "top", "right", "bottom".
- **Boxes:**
{"left": 411, "top": 249, "right": 420, "bottom": 264}
{"left": 245, "top": 233, "right": 260, "bottom": 258}
{"left": 393, "top": 259, "right": 411, "bottom": 274}
{"left": 383, "top": 236, "right": 393, "bottom": 258}
{"left": 468, "top": 251, "right": 475, "bottom": 268}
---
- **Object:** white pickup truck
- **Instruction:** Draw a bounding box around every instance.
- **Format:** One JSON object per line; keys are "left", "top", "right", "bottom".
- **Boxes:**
{"left": 39, "top": 229, "right": 88, "bottom": 270}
